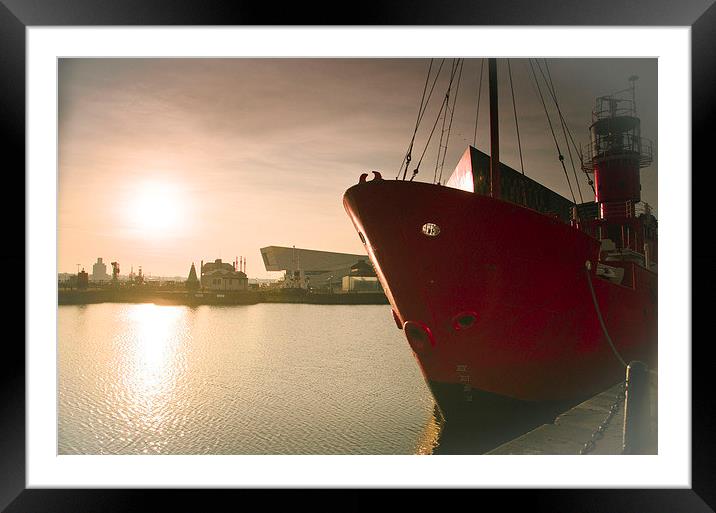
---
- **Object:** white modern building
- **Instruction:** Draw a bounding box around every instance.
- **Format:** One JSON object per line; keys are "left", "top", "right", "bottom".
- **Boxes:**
{"left": 260, "top": 246, "right": 375, "bottom": 291}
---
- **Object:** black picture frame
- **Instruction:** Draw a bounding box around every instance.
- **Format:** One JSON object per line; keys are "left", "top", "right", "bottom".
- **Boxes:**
{"left": 2, "top": 1, "right": 711, "bottom": 511}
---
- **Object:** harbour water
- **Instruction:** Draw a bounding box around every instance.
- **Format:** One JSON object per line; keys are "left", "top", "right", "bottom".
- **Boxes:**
{"left": 58, "top": 303, "right": 441, "bottom": 455}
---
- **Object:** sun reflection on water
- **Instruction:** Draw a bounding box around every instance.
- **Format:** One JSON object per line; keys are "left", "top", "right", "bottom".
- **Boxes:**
{"left": 120, "top": 304, "right": 188, "bottom": 430}
{"left": 414, "top": 407, "right": 444, "bottom": 455}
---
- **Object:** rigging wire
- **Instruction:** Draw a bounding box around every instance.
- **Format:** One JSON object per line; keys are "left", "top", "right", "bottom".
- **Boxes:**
{"left": 473, "top": 58, "right": 485, "bottom": 147}
{"left": 411, "top": 58, "right": 460, "bottom": 181}
{"left": 507, "top": 59, "right": 525, "bottom": 176}
{"left": 546, "top": 65, "right": 588, "bottom": 166}
{"left": 434, "top": 59, "right": 459, "bottom": 183}
{"left": 527, "top": 58, "right": 577, "bottom": 205}
{"left": 438, "top": 59, "right": 464, "bottom": 184}
{"left": 507, "top": 59, "right": 528, "bottom": 205}
{"left": 398, "top": 59, "right": 446, "bottom": 180}
{"left": 535, "top": 59, "right": 584, "bottom": 203}
{"left": 412, "top": 97, "right": 448, "bottom": 180}
{"left": 540, "top": 59, "right": 595, "bottom": 194}
{"left": 399, "top": 58, "right": 592, "bottom": 198}
{"left": 397, "top": 59, "right": 433, "bottom": 180}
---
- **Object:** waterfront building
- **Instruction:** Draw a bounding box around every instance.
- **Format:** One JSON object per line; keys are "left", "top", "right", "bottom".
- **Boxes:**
{"left": 201, "top": 258, "right": 248, "bottom": 291}
{"left": 77, "top": 268, "right": 89, "bottom": 290}
{"left": 260, "top": 246, "right": 370, "bottom": 290}
{"left": 58, "top": 273, "right": 74, "bottom": 289}
{"left": 341, "top": 260, "right": 381, "bottom": 292}
{"left": 91, "top": 257, "right": 110, "bottom": 282}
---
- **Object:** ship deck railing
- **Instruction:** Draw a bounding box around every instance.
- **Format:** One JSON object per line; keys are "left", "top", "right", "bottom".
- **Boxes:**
{"left": 581, "top": 136, "right": 653, "bottom": 170}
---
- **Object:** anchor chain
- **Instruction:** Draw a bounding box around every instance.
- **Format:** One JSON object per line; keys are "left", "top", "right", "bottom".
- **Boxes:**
{"left": 579, "top": 382, "right": 626, "bottom": 455}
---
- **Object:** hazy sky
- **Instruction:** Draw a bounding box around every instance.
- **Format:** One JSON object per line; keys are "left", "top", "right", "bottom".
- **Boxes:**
{"left": 58, "top": 58, "right": 657, "bottom": 278}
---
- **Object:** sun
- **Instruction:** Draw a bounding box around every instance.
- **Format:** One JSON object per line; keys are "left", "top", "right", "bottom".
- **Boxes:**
{"left": 126, "top": 181, "right": 184, "bottom": 237}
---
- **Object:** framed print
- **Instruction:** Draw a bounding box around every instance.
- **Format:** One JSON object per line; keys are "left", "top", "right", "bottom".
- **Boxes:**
{"left": 2, "top": 0, "right": 712, "bottom": 511}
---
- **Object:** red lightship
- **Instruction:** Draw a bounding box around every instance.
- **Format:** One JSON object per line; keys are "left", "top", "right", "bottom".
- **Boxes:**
{"left": 343, "top": 59, "right": 657, "bottom": 428}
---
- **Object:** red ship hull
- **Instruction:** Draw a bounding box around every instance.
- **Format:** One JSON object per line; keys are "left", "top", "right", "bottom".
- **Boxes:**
{"left": 344, "top": 179, "right": 657, "bottom": 418}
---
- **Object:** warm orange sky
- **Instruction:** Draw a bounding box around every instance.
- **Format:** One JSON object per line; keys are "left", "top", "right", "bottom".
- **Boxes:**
{"left": 58, "top": 58, "right": 657, "bottom": 278}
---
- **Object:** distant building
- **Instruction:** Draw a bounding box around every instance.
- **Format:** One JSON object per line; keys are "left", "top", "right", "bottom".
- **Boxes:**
{"left": 201, "top": 258, "right": 248, "bottom": 291}
{"left": 58, "top": 273, "right": 74, "bottom": 289}
{"left": 342, "top": 260, "right": 381, "bottom": 292}
{"left": 186, "top": 263, "right": 200, "bottom": 291}
{"left": 248, "top": 278, "right": 279, "bottom": 286}
{"left": 91, "top": 257, "right": 110, "bottom": 282}
{"left": 77, "top": 268, "right": 89, "bottom": 290}
{"left": 260, "top": 246, "right": 370, "bottom": 290}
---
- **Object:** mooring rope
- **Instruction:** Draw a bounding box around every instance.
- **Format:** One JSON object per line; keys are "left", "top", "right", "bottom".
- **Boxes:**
{"left": 585, "top": 262, "right": 627, "bottom": 368}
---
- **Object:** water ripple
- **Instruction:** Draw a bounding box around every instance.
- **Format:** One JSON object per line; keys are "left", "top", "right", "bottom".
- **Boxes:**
{"left": 59, "top": 303, "right": 438, "bottom": 454}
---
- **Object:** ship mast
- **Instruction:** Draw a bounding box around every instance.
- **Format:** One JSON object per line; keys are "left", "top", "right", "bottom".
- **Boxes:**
{"left": 488, "top": 58, "right": 500, "bottom": 199}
